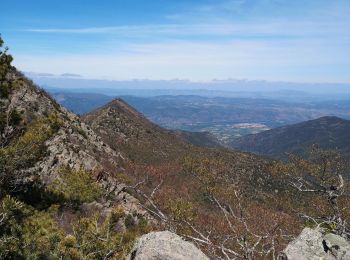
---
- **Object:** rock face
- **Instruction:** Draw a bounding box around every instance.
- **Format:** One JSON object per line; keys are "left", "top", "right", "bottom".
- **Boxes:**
{"left": 128, "top": 231, "right": 209, "bottom": 260}
{"left": 5, "top": 70, "right": 151, "bottom": 222}
{"left": 283, "top": 228, "right": 350, "bottom": 260}
{"left": 7, "top": 72, "right": 125, "bottom": 181}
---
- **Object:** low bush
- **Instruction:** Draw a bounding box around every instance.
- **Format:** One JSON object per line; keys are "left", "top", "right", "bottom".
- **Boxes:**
{"left": 49, "top": 167, "right": 103, "bottom": 207}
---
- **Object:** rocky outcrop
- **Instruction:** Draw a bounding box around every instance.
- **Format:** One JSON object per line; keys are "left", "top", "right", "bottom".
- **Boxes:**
{"left": 8, "top": 74, "right": 125, "bottom": 181}
{"left": 128, "top": 231, "right": 209, "bottom": 260}
{"left": 283, "top": 228, "right": 350, "bottom": 260}
{"left": 6, "top": 70, "right": 151, "bottom": 220}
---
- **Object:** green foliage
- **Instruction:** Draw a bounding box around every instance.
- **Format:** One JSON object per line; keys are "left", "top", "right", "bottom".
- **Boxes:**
{"left": 115, "top": 171, "right": 133, "bottom": 185}
{"left": 0, "top": 34, "right": 15, "bottom": 98}
{"left": 167, "top": 199, "right": 195, "bottom": 223}
{"left": 0, "top": 115, "right": 63, "bottom": 197}
{"left": 0, "top": 196, "right": 27, "bottom": 259}
{"left": 49, "top": 167, "right": 103, "bottom": 206}
{"left": 20, "top": 206, "right": 63, "bottom": 259}
{"left": 0, "top": 111, "right": 5, "bottom": 131}
{"left": 1, "top": 114, "right": 62, "bottom": 168}
{"left": 0, "top": 195, "right": 149, "bottom": 259}
{"left": 0, "top": 35, "right": 23, "bottom": 144}
{"left": 63, "top": 208, "right": 142, "bottom": 259}
{"left": 137, "top": 215, "right": 149, "bottom": 231}
{"left": 0, "top": 196, "right": 63, "bottom": 259}
{"left": 8, "top": 108, "right": 22, "bottom": 126}
{"left": 124, "top": 213, "right": 135, "bottom": 228}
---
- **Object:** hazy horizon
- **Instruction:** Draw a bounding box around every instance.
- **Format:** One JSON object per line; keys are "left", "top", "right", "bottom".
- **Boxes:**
{"left": 1, "top": 0, "right": 350, "bottom": 83}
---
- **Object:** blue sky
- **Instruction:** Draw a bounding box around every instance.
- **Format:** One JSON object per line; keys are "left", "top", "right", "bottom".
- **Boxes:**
{"left": 1, "top": 0, "right": 350, "bottom": 82}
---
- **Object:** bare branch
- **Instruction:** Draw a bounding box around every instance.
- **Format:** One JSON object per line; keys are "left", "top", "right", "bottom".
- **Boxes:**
{"left": 150, "top": 179, "right": 164, "bottom": 198}
{"left": 125, "top": 180, "right": 168, "bottom": 222}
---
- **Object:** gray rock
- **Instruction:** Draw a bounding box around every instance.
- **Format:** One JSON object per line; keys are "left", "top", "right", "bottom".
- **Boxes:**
{"left": 6, "top": 71, "right": 151, "bottom": 224}
{"left": 283, "top": 228, "right": 350, "bottom": 260}
{"left": 128, "top": 231, "right": 209, "bottom": 260}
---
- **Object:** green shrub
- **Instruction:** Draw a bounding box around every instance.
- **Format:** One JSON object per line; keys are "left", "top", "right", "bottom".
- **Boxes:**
{"left": 0, "top": 196, "right": 27, "bottom": 259}
{"left": 49, "top": 167, "right": 103, "bottom": 206}
{"left": 0, "top": 35, "right": 15, "bottom": 98}
{"left": 68, "top": 208, "right": 141, "bottom": 259}
{"left": 0, "top": 82, "right": 10, "bottom": 98}
{"left": 9, "top": 109, "right": 22, "bottom": 126}
{"left": 21, "top": 205, "right": 63, "bottom": 259}
{"left": 0, "top": 109, "right": 22, "bottom": 134}
{"left": 115, "top": 172, "right": 133, "bottom": 185}
{"left": 0, "top": 115, "right": 63, "bottom": 197}
{"left": 125, "top": 214, "right": 135, "bottom": 228}
{"left": 0, "top": 196, "right": 64, "bottom": 259}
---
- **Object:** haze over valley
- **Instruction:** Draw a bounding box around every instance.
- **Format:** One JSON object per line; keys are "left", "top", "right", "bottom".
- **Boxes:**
{"left": 48, "top": 88, "right": 350, "bottom": 144}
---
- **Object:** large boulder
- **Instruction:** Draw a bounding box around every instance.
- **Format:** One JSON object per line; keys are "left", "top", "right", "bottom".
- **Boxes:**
{"left": 283, "top": 228, "right": 350, "bottom": 260}
{"left": 128, "top": 231, "right": 209, "bottom": 260}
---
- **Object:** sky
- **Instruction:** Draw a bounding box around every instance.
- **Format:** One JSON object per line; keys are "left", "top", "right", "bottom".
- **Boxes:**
{"left": 1, "top": 0, "right": 350, "bottom": 82}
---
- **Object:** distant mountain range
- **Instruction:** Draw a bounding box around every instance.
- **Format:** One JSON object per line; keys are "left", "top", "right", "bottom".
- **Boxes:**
{"left": 51, "top": 92, "right": 114, "bottom": 115}
{"left": 28, "top": 73, "right": 350, "bottom": 101}
{"left": 229, "top": 116, "right": 350, "bottom": 159}
{"left": 49, "top": 91, "right": 350, "bottom": 148}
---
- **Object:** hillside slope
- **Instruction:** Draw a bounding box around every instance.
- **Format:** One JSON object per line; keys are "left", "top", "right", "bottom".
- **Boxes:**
{"left": 1, "top": 64, "right": 153, "bottom": 258}
{"left": 83, "top": 99, "right": 194, "bottom": 164}
{"left": 171, "top": 129, "right": 223, "bottom": 148}
{"left": 84, "top": 97, "right": 339, "bottom": 259}
{"left": 230, "top": 116, "right": 350, "bottom": 159}
{"left": 82, "top": 99, "right": 276, "bottom": 194}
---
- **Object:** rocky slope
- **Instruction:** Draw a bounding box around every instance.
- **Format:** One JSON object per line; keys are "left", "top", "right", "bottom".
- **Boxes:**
{"left": 2, "top": 69, "right": 151, "bottom": 219}
{"left": 230, "top": 116, "right": 350, "bottom": 159}
{"left": 8, "top": 71, "right": 122, "bottom": 175}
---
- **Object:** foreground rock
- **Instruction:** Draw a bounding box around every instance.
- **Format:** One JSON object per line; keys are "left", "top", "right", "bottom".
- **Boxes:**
{"left": 283, "top": 228, "right": 350, "bottom": 260}
{"left": 128, "top": 231, "right": 209, "bottom": 260}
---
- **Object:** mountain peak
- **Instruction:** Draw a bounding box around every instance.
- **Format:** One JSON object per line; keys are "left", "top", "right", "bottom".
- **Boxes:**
{"left": 106, "top": 98, "right": 144, "bottom": 118}
{"left": 83, "top": 98, "right": 192, "bottom": 164}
